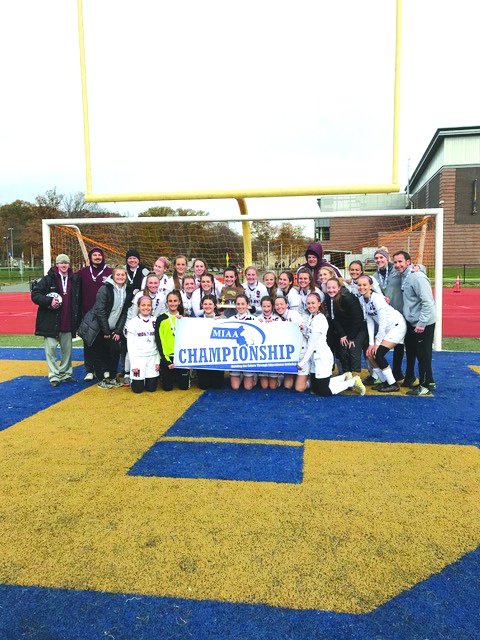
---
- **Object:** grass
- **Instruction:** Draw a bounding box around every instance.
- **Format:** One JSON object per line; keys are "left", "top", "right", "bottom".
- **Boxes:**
{"left": 0, "top": 335, "right": 478, "bottom": 351}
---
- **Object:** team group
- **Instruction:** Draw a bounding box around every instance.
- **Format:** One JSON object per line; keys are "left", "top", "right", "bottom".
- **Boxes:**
{"left": 31, "top": 240, "right": 436, "bottom": 396}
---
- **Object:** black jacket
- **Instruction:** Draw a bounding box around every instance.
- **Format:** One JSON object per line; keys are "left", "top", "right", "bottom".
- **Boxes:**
{"left": 31, "top": 268, "right": 81, "bottom": 338}
{"left": 325, "top": 289, "right": 365, "bottom": 341}
{"left": 78, "top": 279, "right": 133, "bottom": 347}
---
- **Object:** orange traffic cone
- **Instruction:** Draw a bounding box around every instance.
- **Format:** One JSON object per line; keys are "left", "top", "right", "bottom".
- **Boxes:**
{"left": 453, "top": 275, "right": 461, "bottom": 293}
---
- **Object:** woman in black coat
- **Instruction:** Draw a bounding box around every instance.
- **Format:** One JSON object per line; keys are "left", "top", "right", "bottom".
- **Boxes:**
{"left": 79, "top": 267, "right": 133, "bottom": 387}
{"left": 324, "top": 278, "right": 366, "bottom": 377}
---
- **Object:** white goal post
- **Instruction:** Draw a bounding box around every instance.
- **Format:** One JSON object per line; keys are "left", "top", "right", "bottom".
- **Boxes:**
{"left": 42, "top": 207, "right": 444, "bottom": 350}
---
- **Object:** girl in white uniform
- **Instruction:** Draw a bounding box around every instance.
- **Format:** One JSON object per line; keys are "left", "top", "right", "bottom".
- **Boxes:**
{"left": 297, "top": 268, "right": 324, "bottom": 319}
{"left": 141, "top": 256, "right": 170, "bottom": 293}
{"left": 273, "top": 295, "right": 307, "bottom": 392}
{"left": 191, "top": 273, "right": 217, "bottom": 317}
{"left": 192, "top": 258, "right": 223, "bottom": 297}
{"left": 242, "top": 266, "right": 268, "bottom": 315}
{"left": 130, "top": 274, "right": 166, "bottom": 319}
{"left": 257, "top": 296, "right": 281, "bottom": 390}
{"left": 263, "top": 272, "right": 278, "bottom": 299}
{"left": 345, "top": 260, "right": 383, "bottom": 299}
{"left": 230, "top": 293, "right": 258, "bottom": 391}
{"left": 277, "top": 271, "right": 301, "bottom": 312}
{"left": 180, "top": 275, "right": 196, "bottom": 317}
{"left": 297, "top": 293, "right": 365, "bottom": 397}
{"left": 126, "top": 296, "right": 160, "bottom": 393}
{"left": 357, "top": 275, "right": 407, "bottom": 393}
{"left": 166, "top": 255, "right": 188, "bottom": 293}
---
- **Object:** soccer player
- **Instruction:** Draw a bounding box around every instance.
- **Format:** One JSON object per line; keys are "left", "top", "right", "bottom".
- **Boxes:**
{"left": 277, "top": 271, "right": 301, "bottom": 312}
{"left": 229, "top": 293, "right": 258, "bottom": 390}
{"left": 242, "top": 266, "right": 268, "bottom": 315}
{"left": 126, "top": 296, "right": 160, "bottom": 393}
{"left": 155, "top": 290, "right": 190, "bottom": 391}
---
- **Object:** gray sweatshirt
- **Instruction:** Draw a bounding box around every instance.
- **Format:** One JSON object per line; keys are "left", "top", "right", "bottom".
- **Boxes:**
{"left": 401, "top": 267, "right": 435, "bottom": 326}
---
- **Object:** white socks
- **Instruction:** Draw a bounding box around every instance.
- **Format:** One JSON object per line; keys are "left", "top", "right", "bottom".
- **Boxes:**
{"left": 329, "top": 374, "right": 355, "bottom": 395}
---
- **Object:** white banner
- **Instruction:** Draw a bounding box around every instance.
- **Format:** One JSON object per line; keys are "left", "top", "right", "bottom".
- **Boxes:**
{"left": 174, "top": 318, "right": 302, "bottom": 373}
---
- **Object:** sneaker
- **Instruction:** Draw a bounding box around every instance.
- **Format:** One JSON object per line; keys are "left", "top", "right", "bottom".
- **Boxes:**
{"left": 344, "top": 371, "right": 353, "bottom": 381}
{"left": 98, "top": 380, "right": 113, "bottom": 389}
{"left": 353, "top": 376, "right": 366, "bottom": 396}
{"left": 393, "top": 371, "right": 405, "bottom": 382}
{"left": 373, "top": 381, "right": 388, "bottom": 391}
{"left": 377, "top": 383, "right": 400, "bottom": 392}
{"left": 427, "top": 381, "right": 437, "bottom": 391}
{"left": 107, "top": 378, "right": 123, "bottom": 388}
{"left": 363, "top": 375, "right": 376, "bottom": 386}
{"left": 50, "top": 380, "right": 60, "bottom": 387}
{"left": 122, "top": 375, "right": 131, "bottom": 387}
{"left": 401, "top": 377, "right": 417, "bottom": 388}
{"left": 84, "top": 372, "right": 94, "bottom": 381}
{"left": 406, "top": 385, "right": 430, "bottom": 396}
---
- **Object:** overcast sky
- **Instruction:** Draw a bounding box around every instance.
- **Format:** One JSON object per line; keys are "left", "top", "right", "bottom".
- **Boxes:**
{"left": 1, "top": 0, "right": 478, "bottom": 221}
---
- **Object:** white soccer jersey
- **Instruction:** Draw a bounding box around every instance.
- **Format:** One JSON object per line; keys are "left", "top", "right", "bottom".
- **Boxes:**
{"left": 276, "top": 287, "right": 301, "bottom": 312}
{"left": 140, "top": 274, "right": 170, "bottom": 294}
{"left": 276, "top": 309, "right": 303, "bottom": 323}
{"left": 130, "top": 290, "right": 166, "bottom": 320}
{"left": 259, "top": 312, "right": 280, "bottom": 322}
{"left": 232, "top": 312, "right": 257, "bottom": 322}
{"left": 298, "top": 287, "right": 324, "bottom": 318}
{"left": 363, "top": 291, "right": 406, "bottom": 345}
{"left": 191, "top": 287, "right": 217, "bottom": 317}
{"left": 298, "top": 312, "right": 333, "bottom": 377}
{"left": 242, "top": 281, "right": 268, "bottom": 315}
{"left": 165, "top": 276, "right": 183, "bottom": 294}
{"left": 126, "top": 315, "right": 159, "bottom": 364}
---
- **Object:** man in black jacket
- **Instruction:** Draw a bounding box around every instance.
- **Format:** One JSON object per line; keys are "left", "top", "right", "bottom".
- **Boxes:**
{"left": 31, "top": 254, "right": 81, "bottom": 387}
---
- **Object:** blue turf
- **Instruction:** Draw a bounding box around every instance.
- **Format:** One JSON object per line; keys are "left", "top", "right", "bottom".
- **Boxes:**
{"left": 166, "top": 352, "right": 480, "bottom": 446}
{"left": 128, "top": 440, "right": 304, "bottom": 483}
{"left": 0, "top": 347, "right": 84, "bottom": 361}
{"left": 0, "top": 364, "right": 92, "bottom": 431}
{"left": 0, "top": 546, "right": 478, "bottom": 640}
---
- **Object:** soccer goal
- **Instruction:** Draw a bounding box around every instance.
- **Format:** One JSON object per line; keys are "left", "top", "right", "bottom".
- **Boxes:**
{"left": 42, "top": 207, "right": 444, "bottom": 349}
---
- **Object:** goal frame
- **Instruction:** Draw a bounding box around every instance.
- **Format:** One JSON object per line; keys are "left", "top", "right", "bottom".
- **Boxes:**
{"left": 42, "top": 206, "right": 444, "bottom": 350}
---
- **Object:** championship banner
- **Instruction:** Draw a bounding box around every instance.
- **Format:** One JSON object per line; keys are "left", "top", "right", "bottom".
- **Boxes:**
{"left": 174, "top": 318, "right": 302, "bottom": 373}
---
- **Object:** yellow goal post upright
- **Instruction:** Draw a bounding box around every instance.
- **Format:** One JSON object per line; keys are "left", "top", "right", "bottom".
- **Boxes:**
{"left": 42, "top": 206, "right": 444, "bottom": 350}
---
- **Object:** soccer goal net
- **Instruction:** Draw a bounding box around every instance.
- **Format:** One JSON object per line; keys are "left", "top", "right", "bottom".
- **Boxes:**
{"left": 44, "top": 207, "right": 443, "bottom": 348}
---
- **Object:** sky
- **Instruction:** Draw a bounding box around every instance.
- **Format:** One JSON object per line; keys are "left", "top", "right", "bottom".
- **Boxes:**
{"left": 1, "top": 0, "right": 479, "bottom": 222}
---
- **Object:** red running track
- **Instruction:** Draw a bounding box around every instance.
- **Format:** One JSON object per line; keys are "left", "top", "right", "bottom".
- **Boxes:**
{"left": 0, "top": 289, "right": 479, "bottom": 337}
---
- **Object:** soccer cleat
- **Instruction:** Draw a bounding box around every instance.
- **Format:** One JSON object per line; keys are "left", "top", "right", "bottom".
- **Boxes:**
{"left": 84, "top": 372, "right": 94, "bottom": 381}
{"left": 406, "top": 385, "right": 430, "bottom": 396}
{"left": 344, "top": 371, "right": 353, "bottom": 380}
{"left": 98, "top": 380, "right": 113, "bottom": 389}
{"left": 377, "top": 383, "right": 400, "bottom": 392}
{"left": 123, "top": 375, "right": 131, "bottom": 387}
{"left": 107, "top": 378, "right": 123, "bottom": 388}
{"left": 362, "top": 375, "right": 376, "bottom": 386}
{"left": 353, "top": 376, "right": 366, "bottom": 396}
{"left": 373, "top": 381, "right": 388, "bottom": 391}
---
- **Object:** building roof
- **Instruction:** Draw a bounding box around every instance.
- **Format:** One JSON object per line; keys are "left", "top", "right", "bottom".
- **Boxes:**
{"left": 408, "top": 126, "right": 480, "bottom": 192}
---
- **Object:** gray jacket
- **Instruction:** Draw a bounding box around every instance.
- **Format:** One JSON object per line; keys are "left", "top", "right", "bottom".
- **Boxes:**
{"left": 401, "top": 268, "right": 435, "bottom": 326}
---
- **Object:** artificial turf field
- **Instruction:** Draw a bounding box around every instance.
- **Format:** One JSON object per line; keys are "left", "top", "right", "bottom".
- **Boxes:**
{"left": 0, "top": 348, "right": 478, "bottom": 639}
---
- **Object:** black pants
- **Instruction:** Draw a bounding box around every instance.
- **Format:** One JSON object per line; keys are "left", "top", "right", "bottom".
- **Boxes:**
{"left": 131, "top": 377, "right": 158, "bottom": 393}
{"left": 336, "top": 329, "right": 367, "bottom": 373}
{"left": 197, "top": 369, "right": 225, "bottom": 390}
{"left": 83, "top": 341, "right": 94, "bottom": 374}
{"left": 160, "top": 360, "right": 190, "bottom": 391}
{"left": 91, "top": 334, "right": 123, "bottom": 381}
{"left": 392, "top": 343, "right": 405, "bottom": 378}
{"left": 404, "top": 322, "right": 435, "bottom": 386}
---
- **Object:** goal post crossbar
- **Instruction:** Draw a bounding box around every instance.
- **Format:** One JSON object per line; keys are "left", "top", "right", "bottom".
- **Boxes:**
{"left": 42, "top": 207, "right": 444, "bottom": 351}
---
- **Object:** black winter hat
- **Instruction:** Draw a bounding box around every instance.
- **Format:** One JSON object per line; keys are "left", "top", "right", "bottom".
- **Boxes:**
{"left": 126, "top": 248, "right": 140, "bottom": 260}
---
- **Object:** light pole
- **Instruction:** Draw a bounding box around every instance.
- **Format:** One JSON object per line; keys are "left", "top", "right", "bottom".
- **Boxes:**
{"left": 7, "top": 228, "right": 13, "bottom": 264}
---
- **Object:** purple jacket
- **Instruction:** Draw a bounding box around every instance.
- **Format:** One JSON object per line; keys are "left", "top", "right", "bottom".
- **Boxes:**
{"left": 76, "top": 247, "right": 113, "bottom": 313}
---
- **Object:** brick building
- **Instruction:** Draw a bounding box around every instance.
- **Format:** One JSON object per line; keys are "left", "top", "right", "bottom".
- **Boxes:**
{"left": 409, "top": 126, "right": 480, "bottom": 266}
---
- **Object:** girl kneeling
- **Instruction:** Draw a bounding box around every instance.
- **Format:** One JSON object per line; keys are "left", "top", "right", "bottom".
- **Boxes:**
{"left": 126, "top": 296, "right": 160, "bottom": 393}
{"left": 197, "top": 295, "right": 225, "bottom": 390}
{"left": 230, "top": 293, "right": 257, "bottom": 391}
{"left": 298, "top": 293, "right": 366, "bottom": 397}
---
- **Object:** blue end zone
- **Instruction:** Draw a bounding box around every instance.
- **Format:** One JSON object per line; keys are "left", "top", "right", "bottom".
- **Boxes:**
{"left": 0, "top": 546, "right": 478, "bottom": 640}
{"left": 128, "top": 441, "right": 304, "bottom": 483}
{"left": 166, "top": 352, "right": 480, "bottom": 446}
{"left": 0, "top": 364, "right": 91, "bottom": 431}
